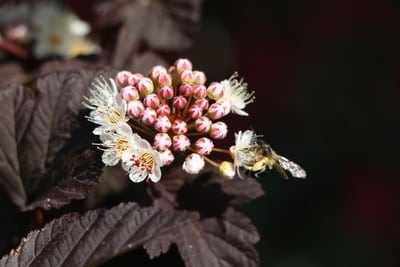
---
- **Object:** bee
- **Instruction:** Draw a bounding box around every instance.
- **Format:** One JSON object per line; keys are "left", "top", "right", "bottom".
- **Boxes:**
{"left": 238, "top": 140, "right": 307, "bottom": 180}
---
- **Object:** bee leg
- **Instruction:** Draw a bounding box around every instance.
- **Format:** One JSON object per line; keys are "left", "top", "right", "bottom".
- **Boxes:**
{"left": 273, "top": 164, "right": 289, "bottom": 180}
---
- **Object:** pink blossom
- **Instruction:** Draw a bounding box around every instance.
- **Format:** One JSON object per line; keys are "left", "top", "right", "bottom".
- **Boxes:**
{"left": 140, "top": 107, "right": 157, "bottom": 125}
{"left": 159, "top": 149, "right": 175, "bottom": 166}
{"left": 193, "top": 84, "right": 207, "bottom": 99}
{"left": 187, "top": 104, "right": 203, "bottom": 119}
{"left": 153, "top": 133, "right": 172, "bottom": 151}
{"left": 172, "top": 119, "right": 188, "bottom": 135}
{"left": 210, "top": 121, "right": 228, "bottom": 139}
{"left": 156, "top": 104, "right": 171, "bottom": 116}
{"left": 154, "top": 115, "right": 171, "bottom": 133}
{"left": 172, "top": 134, "right": 190, "bottom": 151}
{"left": 195, "top": 137, "right": 214, "bottom": 155}
{"left": 120, "top": 85, "right": 139, "bottom": 102}
{"left": 174, "top": 58, "right": 193, "bottom": 73}
{"left": 173, "top": 96, "right": 187, "bottom": 110}
{"left": 137, "top": 77, "right": 154, "bottom": 96}
{"left": 127, "top": 100, "right": 144, "bottom": 118}
{"left": 207, "top": 103, "right": 225, "bottom": 120}
{"left": 143, "top": 93, "right": 160, "bottom": 109}
{"left": 158, "top": 85, "right": 174, "bottom": 100}
{"left": 195, "top": 116, "right": 212, "bottom": 133}
{"left": 115, "top": 70, "right": 132, "bottom": 87}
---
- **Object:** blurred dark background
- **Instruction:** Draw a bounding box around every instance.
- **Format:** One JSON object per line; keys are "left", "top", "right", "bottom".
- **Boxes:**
{"left": 183, "top": 0, "right": 400, "bottom": 266}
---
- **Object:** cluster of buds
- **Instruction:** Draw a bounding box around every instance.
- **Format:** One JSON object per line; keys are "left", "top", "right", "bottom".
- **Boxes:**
{"left": 84, "top": 58, "right": 258, "bottom": 183}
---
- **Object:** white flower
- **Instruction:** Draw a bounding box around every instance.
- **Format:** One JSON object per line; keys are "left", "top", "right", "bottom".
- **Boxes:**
{"left": 98, "top": 123, "right": 134, "bottom": 166}
{"left": 182, "top": 153, "right": 205, "bottom": 174}
{"left": 121, "top": 136, "right": 163, "bottom": 183}
{"left": 229, "top": 130, "right": 260, "bottom": 177}
{"left": 219, "top": 72, "right": 255, "bottom": 116}
{"left": 31, "top": 2, "right": 99, "bottom": 58}
{"left": 83, "top": 76, "right": 128, "bottom": 135}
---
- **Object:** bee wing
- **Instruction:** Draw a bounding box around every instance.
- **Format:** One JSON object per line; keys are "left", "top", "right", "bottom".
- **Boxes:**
{"left": 277, "top": 156, "right": 307, "bottom": 178}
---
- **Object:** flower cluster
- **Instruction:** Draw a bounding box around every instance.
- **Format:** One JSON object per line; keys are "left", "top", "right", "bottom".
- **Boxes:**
{"left": 84, "top": 58, "right": 285, "bottom": 183}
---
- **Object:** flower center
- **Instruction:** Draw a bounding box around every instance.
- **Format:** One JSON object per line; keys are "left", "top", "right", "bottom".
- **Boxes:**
{"left": 115, "top": 138, "right": 129, "bottom": 154}
{"left": 133, "top": 151, "right": 154, "bottom": 172}
{"left": 106, "top": 109, "right": 122, "bottom": 125}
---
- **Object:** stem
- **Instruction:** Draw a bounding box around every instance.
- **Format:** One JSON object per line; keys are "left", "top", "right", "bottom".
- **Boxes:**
{"left": 203, "top": 156, "right": 219, "bottom": 168}
{"left": 212, "top": 147, "right": 232, "bottom": 156}
{"left": 0, "top": 36, "right": 29, "bottom": 59}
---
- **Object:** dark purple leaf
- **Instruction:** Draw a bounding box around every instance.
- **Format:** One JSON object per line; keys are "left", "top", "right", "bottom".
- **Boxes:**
{"left": 126, "top": 51, "right": 168, "bottom": 74}
{"left": 145, "top": 207, "right": 260, "bottom": 267}
{"left": 0, "top": 63, "right": 28, "bottom": 89}
{"left": 0, "top": 68, "right": 105, "bottom": 210}
{"left": 0, "top": 85, "right": 35, "bottom": 207}
{"left": 149, "top": 166, "right": 265, "bottom": 213}
{"left": 96, "top": 0, "right": 203, "bottom": 68}
{"left": 23, "top": 149, "right": 103, "bottom": 211}
{"left": 0, "top": 202, "right": 197, "bottom": 267}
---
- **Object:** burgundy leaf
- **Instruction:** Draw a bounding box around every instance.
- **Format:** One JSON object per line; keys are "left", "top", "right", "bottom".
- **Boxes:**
{"left": 0, "top": 68, "right": 105, "bottom": 209}
{"left": 0, "top": 63, "right": 28, "bottom": 89}
{"left": 0, "top": 85, "right": 35, "bottom": 207}
{"left": 23, "top": 149, "right": 103, "bottom": 211}
{"left": 96, "top": 0, "right": 203, "bottom": 68}
{"left": 145, "top": 207, "right": 260, "bottom": 267}
{"left": 149, "top": 166, "right": 265, "bottom": 213}
{"left": 0, "top": 202, "right": 197, "bottom": 267}
{"left": 125, "top": 51, "right": 168, "bottom": 75}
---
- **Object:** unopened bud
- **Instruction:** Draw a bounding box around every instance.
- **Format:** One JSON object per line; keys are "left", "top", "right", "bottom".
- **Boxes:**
{"left": 193, "top": 70, "right": 206, "bottom": 85}
{"left": 179, "top": 83, "right": 193, "bottom": 96}
{"left": 120, "top": 85, "right": 139, "bottom": 102}
{"left": 127, "top": 73, "right": 143, "bottom": 87}
{"left": 158, "top": 85, "right": 174, "bottom": 100}
{"left": 174, "top": 58, "right": 193, "bottom": 73}
{"left": 153, "top": 133, "right": 172, "bottom": 151}
{"left": 187, "top": 104, "right": 203, "bottom": 119}
{"left": 210, "top": 121, "right": 228, "bottom": 139}
{"left": 159, "top": 149, "right": 175, "bottom": 166}
{"left": 218, "top": 161, "right": 235, "bottom": 179}
{"left": 207, "top": 82, "right": 224, "bottom": 100}
{"left": 195, "top": 137, "right": 214, "bottom": 155}
{"left": 173, "top": 134, "right": 190, "bottom": 151}
{"left": 137, "top": 77, "right": 154, "bottom": 96}
{"left": 172, "top": 96, "right": 187, "bottom": 110}
{"left": 193, "top": 85, "right": 207, "bottom": 99}
{"left": 194, "top": 98, "right": 209, "bottom": 110}
{"left": 140, "top": 107, "right": 157, "bottom": 125}
{"left": 180, "top": 70, "right": 194, "bottom": 84}
{"left": 182, "top": 153, "right": 204, "bottom": 174}
{"left": 143, "top": 93, "right": 160, "bottom": 109}
{"left": 154, "top": 115, "right": 172, "bottom": 133}
{"left": 156, "top": 103, "right": 171, "bottom": 116}
{"left": 148, "top": 65, "right": 168, "bottom": 81}
{"left": 127, "top": 100, "right": 144, "bottom": 118}
{"left": 207, "top": 103, "right": 225, "bottom": 120}
{"left": 195, "top": 116, "right": 212, "bottom": 133}
{"left": 172, "top": 119, "right": 188, "bottom": 135}
{"left": 115, "top": 71, "right": 132, "bottom": 87}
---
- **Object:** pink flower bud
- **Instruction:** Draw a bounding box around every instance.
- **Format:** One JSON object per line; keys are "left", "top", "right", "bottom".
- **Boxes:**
{"left": 159, "top": 149, "right": 174, "bottom": 166}
{"left": 179, "top": 83, "right": 193, "bottom": 96}
{"left": 193, "top": 70, "right": 206, "bottom": 85}
{"left": 187, "top": 104, "right": 203, "bottom": 119}
{"left": 192, "top": 85, "right": 207, "bottom": 99}
{"left": 174, "top": 58, "right": 193, "bottom": 73}
{"left": 158, "top": 85, "right": 174, "bottom": 100}
{"left": 153, "top": 133, "right": 172, "bottom": 151}
{"left": 180, "top": 70, "right": 194, "bottom": 84}
{"left": 127, "top": 100, "right": 145, "bottom": 118}
{"left": 207, "top": 103, "right": 225, "bottom": 120}
{"left": 156, "top": 103, "right": 171, "bottom": 116}
{"left": 182, "top": 153, "right": 204, "bottom": 174}
{"left": 154, "top": 115, "right": 172, "bottom": 133}
{"left": 194, "top": 137, "right": 214, "bottom": 155}
{"left": 207, "top": 82, "right": 224, "bottom": 100}
{"left": 127, "top": 73, "right": 143, "bottom": 87}
{"left": 140, "top": 107, "right": 157, "bottom": 125}
{"left": 143, "top": 93, "right": 160, "bottom": 109}
{"left": 148, "top": 65, "right": 168, "bottom": 81}
{"left": 156, "top": 72, "right": 172, "bottom": 87}
{"left": 115, "top": 70, "right": 132, "bottom": 87}
{"left": 194, "top": 98, "right": 209, "bottom": 110}
{"left": 137, "top": 77, "right": 154, "bottom": 96}
{"left": 210, "top": 121, "right": 228, "bottom": 139}
{"left": 120, "top": 85, "right": 139, "bottom": 102}
{"left": 172, "top": 96, "right": 187, "bottom": 110}
{"left": 218, "top": 161, "right": 235, "bottom": 179}
{"left": 216, "top": 98, "right": 232, "bottom": 115}
{"left": 173, "top": 134, "right": 190, "bottom": 151}
{"left": 195, "top": 116, "right": 212, "bottom": 133}
{"left": 172, "top": 119, "right": 188, "bottom": 135}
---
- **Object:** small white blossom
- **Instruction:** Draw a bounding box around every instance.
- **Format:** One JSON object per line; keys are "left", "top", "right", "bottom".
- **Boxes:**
{"left": 229, "top": 130, "right": 260, "bottom": 177}
{"left": 31, "top": 2, "right": 99, "bottom": 58}
{"left": 182, "top": 153, "right": 205, "bottom": 174}
{"left": 121, "top": 136, "right": 163, "bottom": 183}
{"left": 83, "top": 76, "right": 128, "bottom": 135}
{"left": 219, "top": 72, "right": 255, "bottom": 116}
{"left": 98, "top": 123, "right": 134, "bottom": 166}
